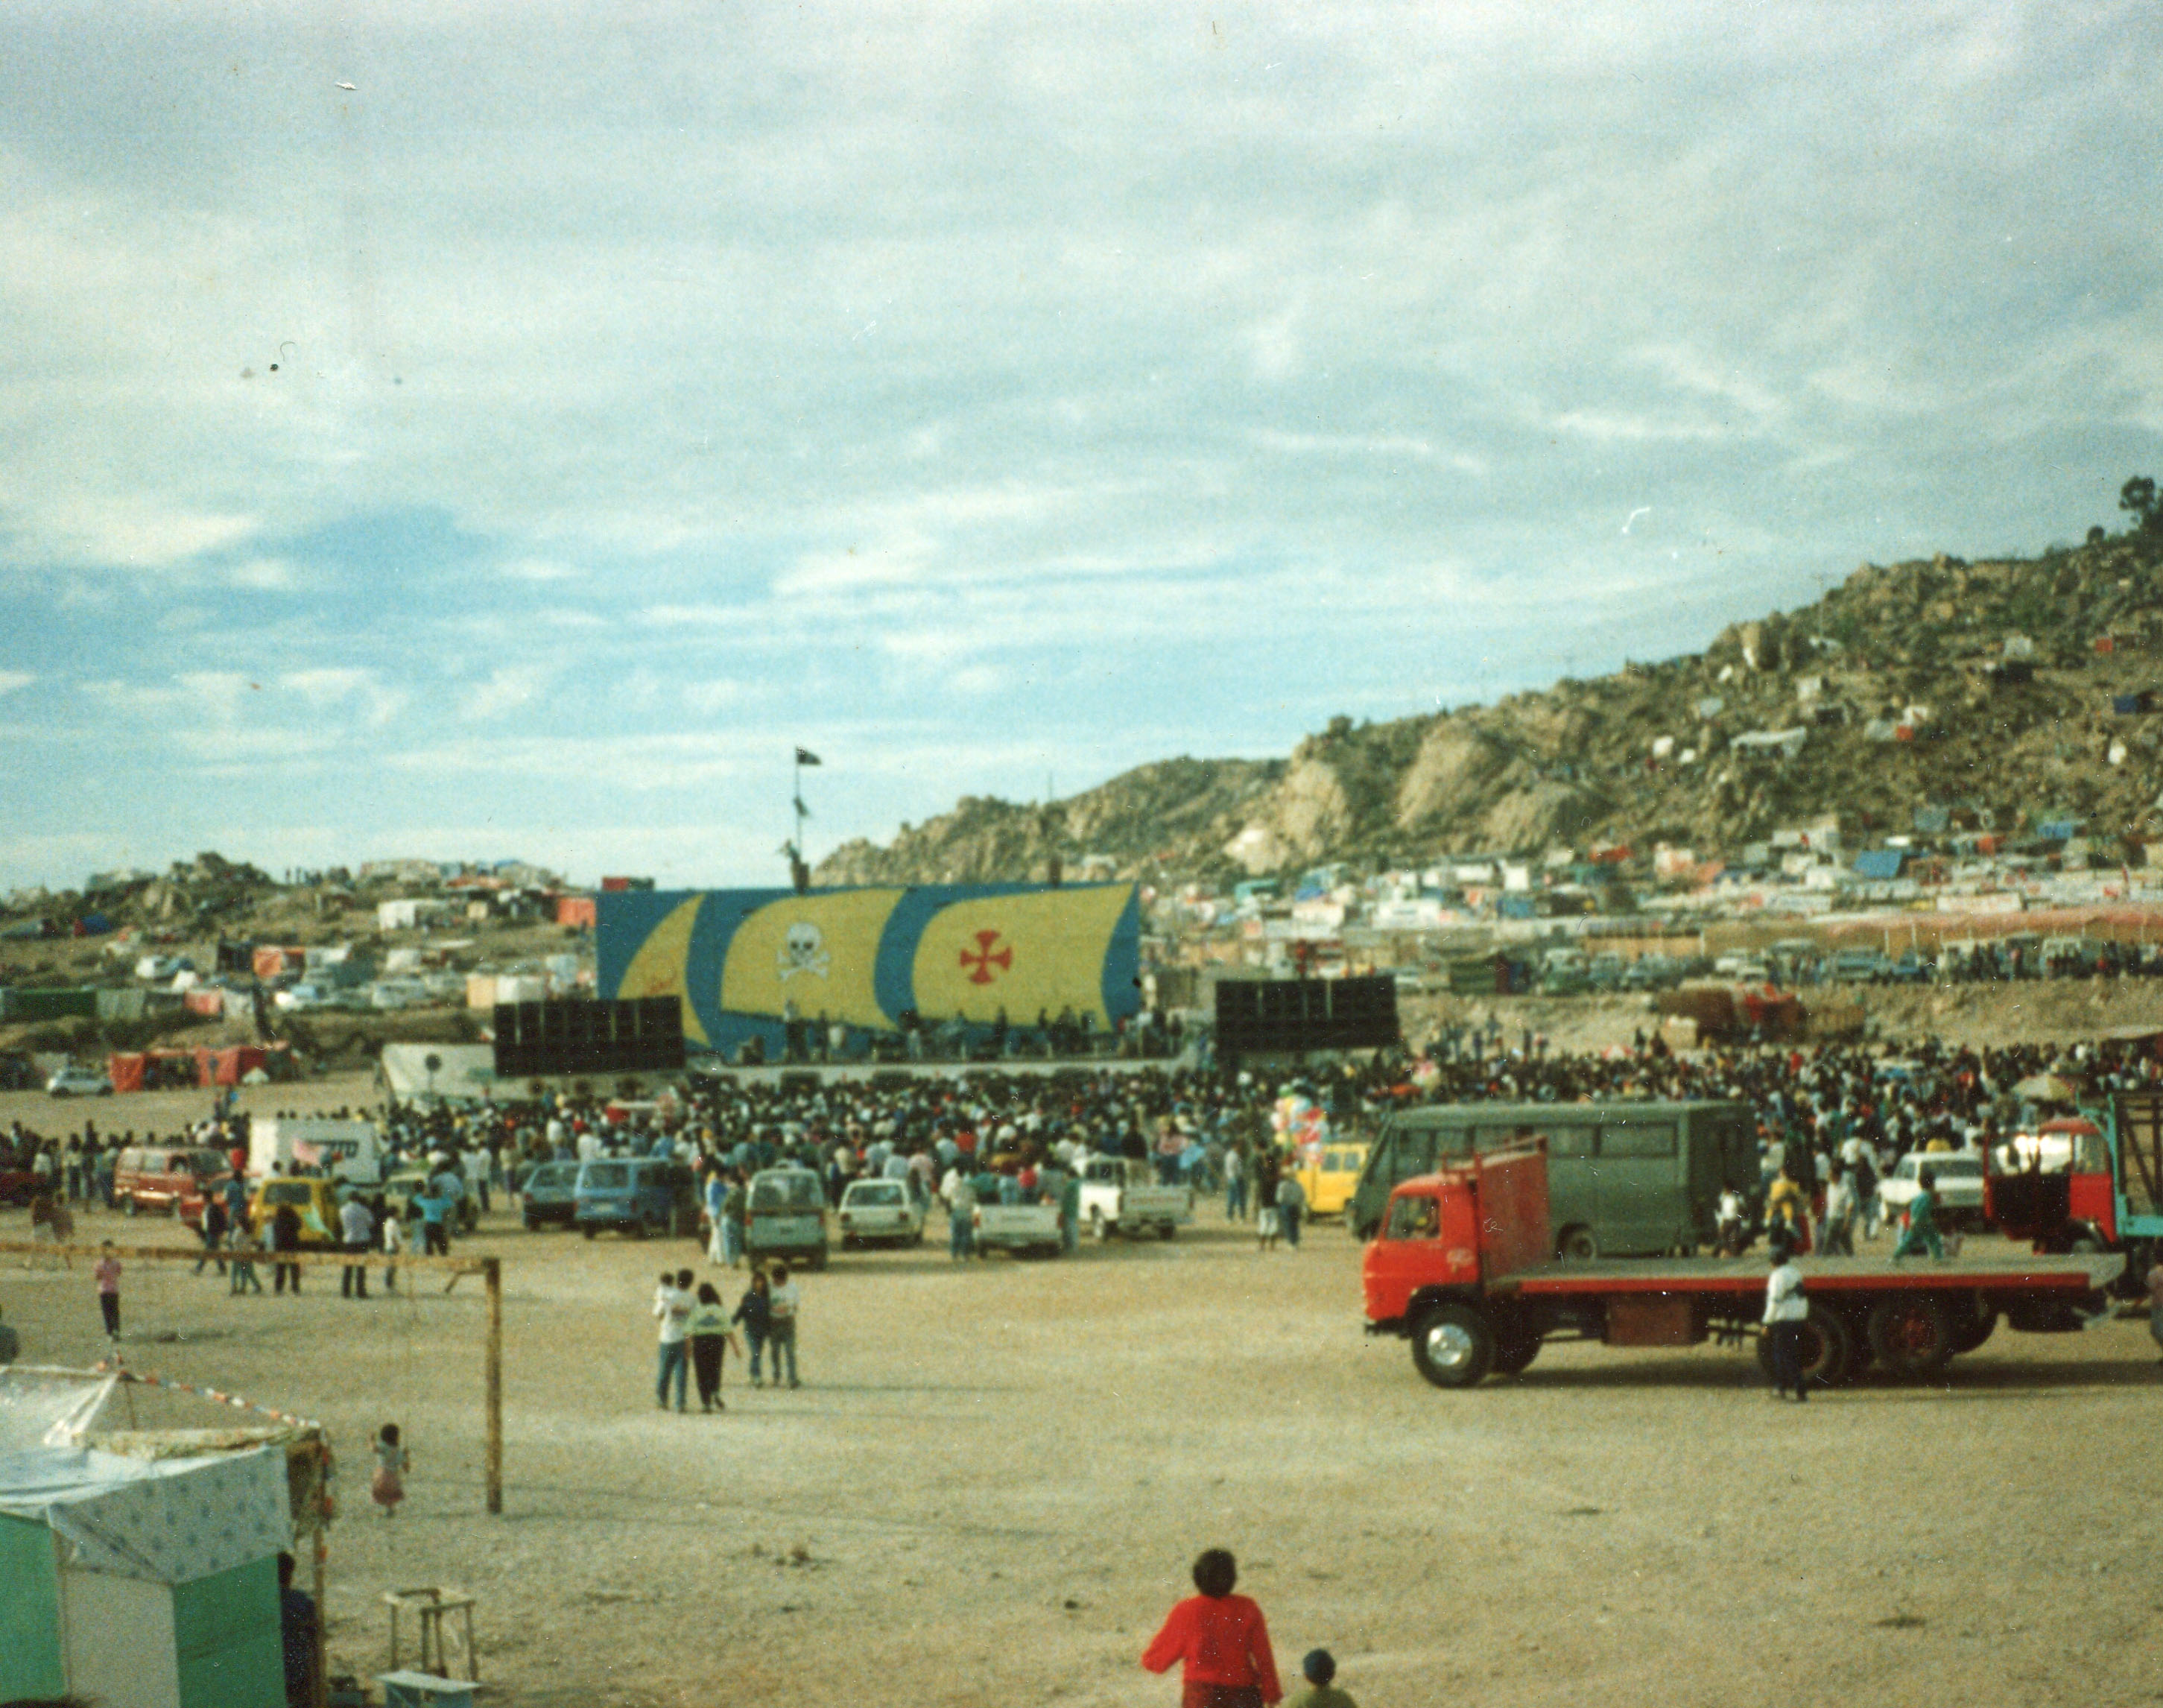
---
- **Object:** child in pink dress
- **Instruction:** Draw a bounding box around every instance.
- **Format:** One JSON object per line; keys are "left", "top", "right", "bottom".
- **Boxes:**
{"left": 370, "top": 1423, "right": 410, "bottom": 1517}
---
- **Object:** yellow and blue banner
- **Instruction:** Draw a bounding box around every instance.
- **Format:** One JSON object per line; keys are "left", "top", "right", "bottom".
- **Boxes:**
{"left": 597, "top": 882, "right": 1141, "bottom": 1054}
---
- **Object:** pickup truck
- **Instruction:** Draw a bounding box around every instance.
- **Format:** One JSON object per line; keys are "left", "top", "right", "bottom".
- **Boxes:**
{"left": 1365, "top": 1141, "right": 2121, "bottom": 1390}
{"left": 1075, "top": 1157, "right": 1192, "bottom": 1241}
{"left": 972, "top": 1201, "right": 1064, "bottom": 1258}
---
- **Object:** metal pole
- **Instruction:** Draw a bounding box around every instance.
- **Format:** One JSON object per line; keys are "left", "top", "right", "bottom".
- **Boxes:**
{"left": 484, "top": 1258, "right": 504, "bottom": 1516}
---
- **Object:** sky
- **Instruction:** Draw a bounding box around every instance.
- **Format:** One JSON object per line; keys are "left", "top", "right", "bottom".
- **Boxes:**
{"left": 3, "top": 1, "right": 2161, "bottom": 893}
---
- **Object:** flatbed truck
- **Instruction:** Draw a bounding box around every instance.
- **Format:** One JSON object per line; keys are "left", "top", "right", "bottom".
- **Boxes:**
{"left": 1365, "top": 1142, "right": 2123, "bottom": 1389}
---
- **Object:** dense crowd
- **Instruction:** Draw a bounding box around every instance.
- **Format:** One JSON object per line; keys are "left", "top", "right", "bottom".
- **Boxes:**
{"left": 7, "top": 1027, "right": 2159, "bottom": 1227}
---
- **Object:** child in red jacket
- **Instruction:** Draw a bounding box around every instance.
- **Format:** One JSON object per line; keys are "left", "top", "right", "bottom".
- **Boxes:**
{"left": 1141, "top": 1549, "right": 1282, "bottom": 1707}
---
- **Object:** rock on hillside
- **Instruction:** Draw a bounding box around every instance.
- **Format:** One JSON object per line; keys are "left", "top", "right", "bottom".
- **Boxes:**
{"left": 814, "top": 757, "right": 1284, "bottom": 886}
{"left": 817, "top": 529, "right": 2163, "bottom": 885}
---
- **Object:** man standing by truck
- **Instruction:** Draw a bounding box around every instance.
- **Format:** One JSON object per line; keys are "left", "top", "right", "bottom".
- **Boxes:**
{"left": 1764, "top": 1236, "right": 1808, "bottom": 1402}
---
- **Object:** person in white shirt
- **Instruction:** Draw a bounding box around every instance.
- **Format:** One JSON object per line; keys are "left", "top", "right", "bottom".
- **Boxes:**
{"left": 766, "top": 1263, "right": 803, "bottom": 1388}
{"left": 653, "top": 1267, "right": 695, "bottom": 1411}
{"left": 1763, "top": 1240, "right": 1810, "bottom": 1402}
{"left": 339, "top": 1195, "right": 376, "bottom": 1299}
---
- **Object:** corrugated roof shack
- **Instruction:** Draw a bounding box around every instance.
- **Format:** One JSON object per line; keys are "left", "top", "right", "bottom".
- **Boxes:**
{"left": 0, "top": 1368, "right": 330, "bottom": 1708}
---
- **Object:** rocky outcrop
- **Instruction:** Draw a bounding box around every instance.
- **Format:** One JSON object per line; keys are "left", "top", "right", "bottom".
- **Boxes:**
{"left": 816, "top": 526, "right": 2163, "bottom": 884}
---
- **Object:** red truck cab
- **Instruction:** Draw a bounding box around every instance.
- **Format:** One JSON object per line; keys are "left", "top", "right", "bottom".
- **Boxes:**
{"left": 1363, "top": 1143, "right": 1551, "bottom": 1331}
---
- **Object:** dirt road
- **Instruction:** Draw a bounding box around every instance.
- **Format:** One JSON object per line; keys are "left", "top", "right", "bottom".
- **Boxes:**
{"left": 4, "top": 1170, "right": 2158, "bottom": 1708}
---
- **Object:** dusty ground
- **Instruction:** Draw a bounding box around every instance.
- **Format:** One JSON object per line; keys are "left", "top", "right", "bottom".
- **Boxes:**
{"left": 4, "top": 1080, "right": 2160, "bottom": 1707}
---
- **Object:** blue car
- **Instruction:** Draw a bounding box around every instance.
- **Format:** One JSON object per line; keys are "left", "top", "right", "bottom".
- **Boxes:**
{"left": 574, "top": 1157, "right": 699, "bottom": 1239}
{"left": 519, "top": 1160, "right": 583, "bottom": 1231}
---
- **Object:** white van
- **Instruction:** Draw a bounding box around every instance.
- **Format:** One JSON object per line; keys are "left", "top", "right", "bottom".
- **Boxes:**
{"left": 250, "top": 1118, "right": 383, "bottom": 1186}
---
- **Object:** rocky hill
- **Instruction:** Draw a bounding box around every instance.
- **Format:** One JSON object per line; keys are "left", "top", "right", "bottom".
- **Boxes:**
{"left": 817, "top": 524, "right": 2163, "bottom": 886}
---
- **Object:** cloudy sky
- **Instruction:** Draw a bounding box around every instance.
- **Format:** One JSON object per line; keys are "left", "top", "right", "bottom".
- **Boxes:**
{"left": 2, "top": 1, "right": 2159, "bottom": 891}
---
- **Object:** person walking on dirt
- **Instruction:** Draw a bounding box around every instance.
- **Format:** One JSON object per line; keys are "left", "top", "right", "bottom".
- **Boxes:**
{"left": 1891, "top": 1167, "right": 1945, "bottom": 1261}
{"left": 1763, "top": 1235, "right": 1808, "bottom": 1402}
{"left": 270, "top": 1201, "right": 304, "bottom": 1294}
{"left": 733, "top": 1268, "right": 773, "bottom": 1385}
{"left": 1817, "top": 1160, "right": 1855, "bottom": 1257}
{"left": 1223, "top": 1141, "right": 1248, "bottom": 1222}
{"left": 1141, "top": 1547, "right": 1283, "bottom": 1707}
{"left": 687, "top": 1282, "right": 744, "bottom": 1411}
{"left": 653, "top": 1267, "right": 694, "bottom": 1411}
{"left": 94, "top": 1243, "right": 122, "bottom": 1343}
{"left": 1275, "top": 1171, "right": 1306, "bottom": 1250}
{"left": 767, "top": 1262, "right": 802, "bottom": 1389}
{"left": 193, "top": 1193, "right": 229, "bottom": 1277}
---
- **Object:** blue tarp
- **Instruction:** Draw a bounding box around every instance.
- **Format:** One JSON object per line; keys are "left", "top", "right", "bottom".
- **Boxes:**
{"left": 1852, "top": 850, "right": 1905, "bottom": 879}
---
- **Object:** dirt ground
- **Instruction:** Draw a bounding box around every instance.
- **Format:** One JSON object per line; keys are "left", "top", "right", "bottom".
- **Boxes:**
{"left": 3, "top": 1075, "right": 2159, "bottom": 1707}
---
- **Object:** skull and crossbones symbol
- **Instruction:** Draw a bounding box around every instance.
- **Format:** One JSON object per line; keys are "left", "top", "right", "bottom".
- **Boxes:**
{"left": 777, "top": 920, "right": 831, "bottom": 981}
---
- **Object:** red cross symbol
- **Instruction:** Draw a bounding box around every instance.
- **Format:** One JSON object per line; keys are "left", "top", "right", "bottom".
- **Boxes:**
{"left": 959, "top": 929, "right": 1013, "bottom": 985}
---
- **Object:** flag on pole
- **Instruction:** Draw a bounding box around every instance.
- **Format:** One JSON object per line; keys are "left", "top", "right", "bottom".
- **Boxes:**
{"left": 795, "top": 747, "right": 822, "bottom": 766}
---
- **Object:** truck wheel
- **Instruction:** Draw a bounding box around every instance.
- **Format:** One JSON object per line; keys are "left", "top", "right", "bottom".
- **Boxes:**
{"left": 1410, "top": 1303, "right": 1495, "bottom": 1389}
{"left": 1867, "top": 1297, "right": 1953, "bottom": 1377}
{"left": 1950, "top": 1309, "right": 1998, "bottom": 1354}
{"left": 1492, "top": 1335, "right": 1542, "bottom": 1376}
{"left": 1158, "top": 1222, "right": 1177, "bottom": 1241}
{"left": 1754, "top": 1306, "right": 1852, "bottom": 1388}
{"left": 1556, "top": 1226, "right": 1598, "bottom": 1262}
{"left": 808, "top": 1247, "right": 828, "bottom": 1271}
{"left": 583, "top": 1226, "right": 597, "bottom": 1240}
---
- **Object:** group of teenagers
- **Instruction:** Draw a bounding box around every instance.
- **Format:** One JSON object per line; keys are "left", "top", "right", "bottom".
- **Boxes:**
{"left": 650, "top": 1259, "right": 802, "bottom": 1411}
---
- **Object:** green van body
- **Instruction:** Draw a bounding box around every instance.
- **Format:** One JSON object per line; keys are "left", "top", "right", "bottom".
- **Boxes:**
{"left": 1349, "top": 1100, "right": 1758, "bottom": 1258}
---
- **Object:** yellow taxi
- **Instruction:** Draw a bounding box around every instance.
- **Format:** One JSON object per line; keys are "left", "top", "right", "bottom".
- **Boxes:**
{"left": 1294, "top": 1142, "right": 1369, "bottom": 1218}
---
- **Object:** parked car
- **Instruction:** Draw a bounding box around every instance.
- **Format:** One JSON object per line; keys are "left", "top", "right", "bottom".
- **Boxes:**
{"left": 574, "top": 1157, "right": 700, "bottom": 1240}
{"left": 45, "top": 1065, "right": 113, "bottom": 1098}
{"left": 1293, "top": 1142, "right": 1369, "bottom": 1218}
{"left": 114, "top": 1145, "right": 230, "bottom": 1221}
{"left": 0, "top": 1167, "right": 43, "bottom": 1206}
{"left": 274, "top": 983, "right": 333, "bottom": 1012}
{"left": 247, "top": 1177, "right": 349, "bottom": 1247}
{"left": 744, "top": 1167, "right": 830, "bottom": 1269}
{"left": 838, "top": 1177, "right": 925, "bottom": 1247}
{"left": 382, "top": 1163, "right": 480, "bottom": 1232}
{"left": 517, "top": 1160, "right": 583, "bottom": 1230}
{"left": 1877, "top": 1151, "right": 1987, "bottom": 1230}
{"left": 1075, "top": 1156, "right": 1191, "bottom": 1240}
{"left": 971, "top": 1201, "right": 1064, "bottom": 1258}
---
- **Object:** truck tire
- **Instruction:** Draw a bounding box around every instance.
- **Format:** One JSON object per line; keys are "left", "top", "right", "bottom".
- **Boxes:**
{"left": 1410, "top": 1303, "right": 1495, "bottom": 1389}
{"left": 808, "top": 1247, "right": 828, "bottom": 1271}
{"left": 1950, "top": 1309, "right": 1997, "bottom": 1354}
{"left": 1866, "top": 1296, "right": 1953, "bottom": 1377}
{"left": 1492, "top": 1335, "right": 1542, "bottom": 1377}
{"left": 1754, "top": 1306, "right": 1852, "bottom": 1389}
{"left": 1557, "top": 1226, "right": 1598, "bottom": 1262}
{"left": 1158, "top": 1222, "right": 1177, "bottom": 1241}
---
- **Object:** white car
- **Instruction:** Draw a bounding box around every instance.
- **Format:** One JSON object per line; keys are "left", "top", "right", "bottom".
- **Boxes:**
{"left": 1876, "top": 1152, "right": 1986, "bottom": 1230}
{"left": 838, "top": 1177, "right": 925, "bottom": 1247}
{"left": 47, "top": 1064, "right": 113, "bottom": 1098}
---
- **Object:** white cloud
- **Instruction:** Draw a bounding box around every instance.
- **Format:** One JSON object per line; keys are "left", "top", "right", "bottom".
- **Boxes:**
{"left": 459, "top": 665, "right": 558, "bottom": 721}
{"left": 0, "top": 671, "right": 32, "bottom": 695}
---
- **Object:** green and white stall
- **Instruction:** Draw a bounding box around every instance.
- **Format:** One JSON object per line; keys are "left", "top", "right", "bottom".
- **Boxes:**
{"left": 0, "top": 1435, "right": 291, "bottom": 1707}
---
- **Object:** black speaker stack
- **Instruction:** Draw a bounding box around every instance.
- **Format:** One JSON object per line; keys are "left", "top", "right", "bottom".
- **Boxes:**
{"left": 1213, "top": 975, "right": 1399, "bottom": 1057}
{"left": 491, "top": 997, "right": 687, "bottom": 1078}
